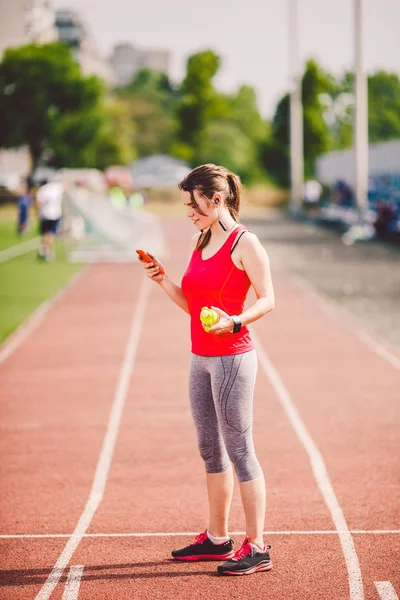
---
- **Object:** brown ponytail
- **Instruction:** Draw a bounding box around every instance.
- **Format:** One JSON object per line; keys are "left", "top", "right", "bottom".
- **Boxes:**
{"left": 178, "top": 164, "right": 242, "bottom": 250}
{"left": 226, "top": 172, "right": 241, "bottom": 222}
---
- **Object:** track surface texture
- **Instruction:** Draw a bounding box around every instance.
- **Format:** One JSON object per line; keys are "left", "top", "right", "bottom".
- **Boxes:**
{"left": 0, "top": 213, "right": 399, "bottom": 600}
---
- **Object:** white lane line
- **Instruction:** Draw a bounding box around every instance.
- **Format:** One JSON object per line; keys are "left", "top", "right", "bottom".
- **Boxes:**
{"left": 253, "top": 333, "right": 364, "bottom": 600}
{"left": 375, "top": 582, "right": 399, "bottom": 600}
{"left": 0, "top": 236, "right": 40, "bottom": 262}
{"left": 34, "top": 276, "right": 151, "bottom": 600}
{"left": 0, "top": 267, "right": 87, "bottom": 365}
{"left": 62, "top": 566, "right": 84, "bottom": 600}
{"left": 357, "top": 330, "right": 400, "bottom": 371}
{"left": 351, "top": 530, "right": 400, "bottom": 534}
{"left": 1, "top": 529, "right": 400, "bottom": 539}
{"left": 290, "top": 274, "right": 400, "bottom": 371}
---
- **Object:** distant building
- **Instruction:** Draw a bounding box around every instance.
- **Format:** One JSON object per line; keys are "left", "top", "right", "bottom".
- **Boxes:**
{"left": 0, "top": 0, "right": 57, "bottom": 58}
{"left": 55, "top": 9, "right": 83, "bottom": 60}
{"left": 55, "top": 9, "right": 116, "bottom": 85}
{"left": 0, "top": 2, "right": 115, "bottom": 85}
{"left": 0, "top": 0, "right": 57, "bottom": 180}
{"left": 110, "top": 43, "right": 170, "bottom": 86}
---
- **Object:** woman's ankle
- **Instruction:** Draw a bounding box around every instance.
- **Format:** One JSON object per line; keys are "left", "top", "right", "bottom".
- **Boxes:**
{"left": 208, "top": 530, "right": 229, "bottom": 541}
{"left": 247, "top": 537, "right": 265, "bottom": 552}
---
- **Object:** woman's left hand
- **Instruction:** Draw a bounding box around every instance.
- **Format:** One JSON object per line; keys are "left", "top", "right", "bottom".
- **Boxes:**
{"left": 207, "top": 306, "right": 234, "bottom": 335}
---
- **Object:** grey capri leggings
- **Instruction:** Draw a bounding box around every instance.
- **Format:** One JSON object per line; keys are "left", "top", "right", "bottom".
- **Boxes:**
{"left": 189, "top": 349, "right": 263, "bottom": 483}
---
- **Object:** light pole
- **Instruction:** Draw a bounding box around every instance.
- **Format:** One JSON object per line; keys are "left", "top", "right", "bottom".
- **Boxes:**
{"left": 288, "top": 0, "right": 304, "bottom": 215}
{"left": 354, "top": 0, "right": 369, "bottom": 220}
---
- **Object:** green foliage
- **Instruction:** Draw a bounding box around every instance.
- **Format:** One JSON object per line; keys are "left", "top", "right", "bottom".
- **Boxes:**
{"left": 124, "top": 95, "right": 175, "bottom": 157}
{"left": 176, "top": 50, "right": 221, "bottom": 148}
{"left": 125, "top": 68, "right": 179, "bottom": 109}
{"left": 94, "top": 98, "right": 136, "bottom": 168}
{"left": 318, "top": 69, "right": 400, "bottom": 150}
{"left": 173, "top": 51, "right": 270, "bottom": 182}
{"left": 265, "top": 62, "right": 400, "bottom": 186}
{"left": 0, "top": 43, "right": 103, "bottom": 172}
{"left": 197, "top": 121, "right": 256, "bottom": 180}
{"left": 121, "top": 53, "right": 271, "bottom": 183}
{"left": 116, "top": 68, "right": 178, "bottom": 157}
{"left": 262, "top": 94, "right": 289, "bottom": 186}
{"left": 48, "top": 110, "right": 103, "bottom": 168}
{"left": 46, "top": 95, "right": 136, "bottom": 170}
{"left": 228, "top": 86, "right": 268, "bottom": 142}
{"left": 302, "top": 60, "right": 331, "bottom": 172}
{"left": 2, "top": 41, "right": 399, "bottom": 190}
{"left": 265, "top": 60, "right": 335, "bottom": 185}
{"left": 368, "top": 71, "right": 400, "bottom": 141}
{"left": 168, "top": 142, "right": 194, "bottom": 163}
{"left": 0, "top": 44, "right": 273, "bottom": 184}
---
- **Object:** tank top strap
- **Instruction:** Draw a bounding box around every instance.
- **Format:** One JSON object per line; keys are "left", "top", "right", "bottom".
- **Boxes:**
{"left": 230, "top": 225, "right": 248, "bottom": 255}
{"left": 195, "top": 224, "right": 248, "bottom": 254}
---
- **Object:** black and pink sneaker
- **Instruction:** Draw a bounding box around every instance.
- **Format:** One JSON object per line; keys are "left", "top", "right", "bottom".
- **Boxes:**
{"left": 217, "top": 537, "right": 272, "bottom": 576}
{"left": 171, "top": 531, "right": 235, "bottom": 561}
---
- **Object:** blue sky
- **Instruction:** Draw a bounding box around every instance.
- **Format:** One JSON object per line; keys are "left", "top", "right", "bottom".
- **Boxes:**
{"left": 53, "top": 0, "right": 400, "bottom": 118}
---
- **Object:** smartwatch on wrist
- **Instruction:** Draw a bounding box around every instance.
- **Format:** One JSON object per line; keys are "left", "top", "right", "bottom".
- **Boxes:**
{"left": 231, "top": 315, "right": 242, "bottom": 334}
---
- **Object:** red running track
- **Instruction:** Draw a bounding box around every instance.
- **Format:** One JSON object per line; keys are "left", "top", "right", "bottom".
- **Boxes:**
{"left": 0, "top": 216, "right": 399, "bottom": 600}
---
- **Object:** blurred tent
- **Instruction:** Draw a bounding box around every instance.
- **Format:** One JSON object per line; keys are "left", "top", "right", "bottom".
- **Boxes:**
{"left": 64, "top": 185, "right": 167, "bottom": 263}
{"left": 130, "top": 155, "right": 190, "bottom": 188}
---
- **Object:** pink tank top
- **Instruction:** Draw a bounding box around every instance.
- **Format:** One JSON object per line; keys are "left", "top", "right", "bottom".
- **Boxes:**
{"left": 181, "top": 226, "right": 255, "bottom": 357}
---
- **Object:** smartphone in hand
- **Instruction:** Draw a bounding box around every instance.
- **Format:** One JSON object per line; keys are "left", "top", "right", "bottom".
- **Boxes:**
{"left": 136, "top": 249, "right": 165, "bottom": 274}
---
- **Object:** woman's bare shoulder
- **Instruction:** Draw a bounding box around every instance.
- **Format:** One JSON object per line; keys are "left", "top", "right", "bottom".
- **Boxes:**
{"left": 238, "top": 230, "right": 261, "bottom": 248}
{"left": 238, "top": 230, "right": 269, "bottom": 259}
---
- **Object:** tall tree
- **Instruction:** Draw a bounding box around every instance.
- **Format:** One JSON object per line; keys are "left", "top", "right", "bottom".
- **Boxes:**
{"left": 302, "top": 60, "right": 332, "bottom": 173}
{"left": 214, "top": 85, "right": 269, "bottom": 180}
{"left": 320, "top": 70, "right": 400, "bottom": 150}
{"left": 197, "top": 121, "right": 255, "bottom": 178}
{"left": 117, "top": 68, "right": 178, "bottom": 157}
{"left": 263, "top": 59, "right": 332, "bottom": 186}
{"left": 0, "top": 42, "right": 103, "bottom": 174}
{"left": 228, "top": 85, "right": 268, "bottom": 143}
{"left": 368, "top": 71, "right": 400, "bottom": 142}
{"left": 175, "top": 50, "right": 221, "bottom": 160}
{"left": 49, "top": 96, "right": 136, "bottom": 169}
{"left": 261, "top": 94, "right": 290, "bottom": 186}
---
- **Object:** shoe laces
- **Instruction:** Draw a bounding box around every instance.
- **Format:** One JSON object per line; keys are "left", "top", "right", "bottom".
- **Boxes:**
{"left": 193, "top": 531, "right": 208, "bottom": 545}
{"left": 233, "top": 537, "right": 253, "bottom": 560}
{"left": 233, "top": 538, "right": 271, "bottom": 560}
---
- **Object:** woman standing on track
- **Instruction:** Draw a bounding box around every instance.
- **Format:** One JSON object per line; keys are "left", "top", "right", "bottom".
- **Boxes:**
{"left": 139, "top": 164, "right": 275, "bottom": 576}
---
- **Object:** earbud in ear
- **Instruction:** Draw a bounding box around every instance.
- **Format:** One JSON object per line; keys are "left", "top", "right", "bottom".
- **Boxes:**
{"left": 214, "top": 198, "right": 219, "bottom": 204}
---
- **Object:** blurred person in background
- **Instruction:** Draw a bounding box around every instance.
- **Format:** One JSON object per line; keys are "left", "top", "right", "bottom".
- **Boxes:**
{"left": 16, "top": 177, "right": 34, "bottom": 235}
{"left": 373, "top": 199, "right": 398, "bottom": 238}
{"left": 331, "top": 178, "right": 355, "bottom": 208}
{"left": 108, "top": 183, "right": 128, "bottom": 209}
{"left": 36, "top": 177, "right": 64, "bottom": 261}
{"left": 304, "top": 179, "right": 322, "bottom": 205}
{"left": 303, "top": 179, "right": 323, "bottom": 217}
{"left": 128, "top": 190, "right": 144, "bottom": 210}
{"left": 139, "top": 163, "right": 275, "bottom": 577}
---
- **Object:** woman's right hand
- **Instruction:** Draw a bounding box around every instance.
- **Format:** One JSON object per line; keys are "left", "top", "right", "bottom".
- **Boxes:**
{"left": 139, "top": 253, "right": 166, "bottom": 283}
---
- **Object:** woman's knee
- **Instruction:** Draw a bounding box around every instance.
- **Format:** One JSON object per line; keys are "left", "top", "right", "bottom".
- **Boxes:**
{"left": 227, "top": 446, "right": 263, "bottom": 483}
{"left": 198, "top": 443, "right": 230, "bottom": 474}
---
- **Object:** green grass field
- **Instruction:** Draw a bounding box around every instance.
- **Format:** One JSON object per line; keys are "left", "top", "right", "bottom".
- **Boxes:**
{"left": 0, "top": 205, "right": 38, "bottom": 251}
{"left": 0, "top": 206, "right": 82, "bottom": 345}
